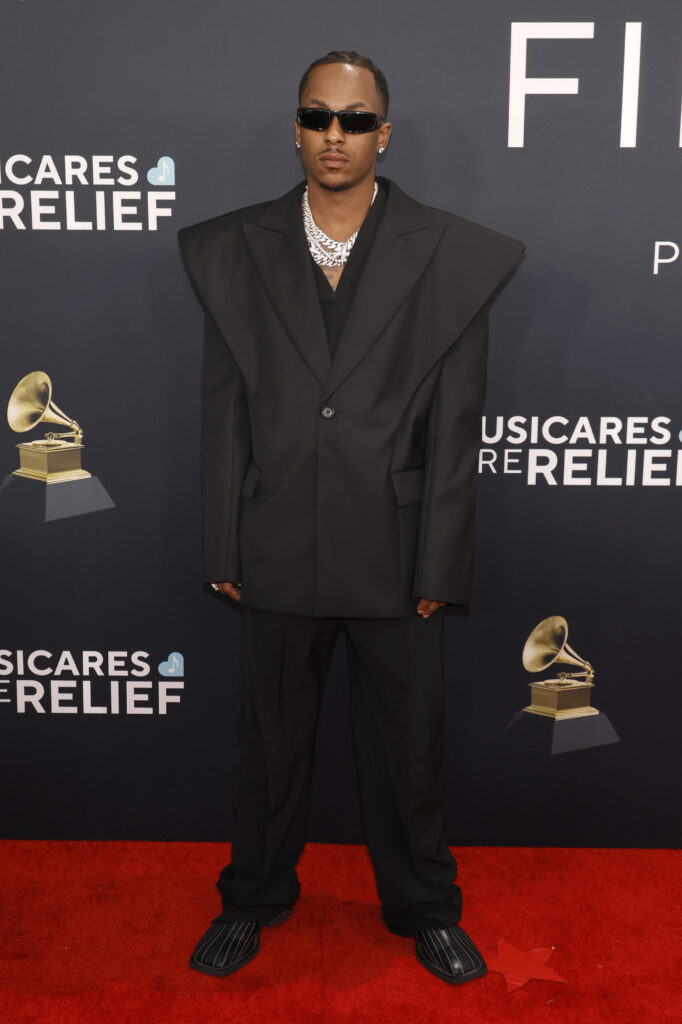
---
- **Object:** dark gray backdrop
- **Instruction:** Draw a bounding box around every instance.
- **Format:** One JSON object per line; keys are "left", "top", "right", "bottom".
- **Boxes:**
{"left": 1, "top": 0, "right": 680, "bottom": 847}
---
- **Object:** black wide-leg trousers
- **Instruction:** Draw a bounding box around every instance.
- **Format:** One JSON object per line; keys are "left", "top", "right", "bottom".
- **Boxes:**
{"left": 216, "top": 605, "right": 462, "bottom": 937}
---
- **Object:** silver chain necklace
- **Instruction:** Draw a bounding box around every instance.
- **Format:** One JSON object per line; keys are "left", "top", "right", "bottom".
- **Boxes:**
{"left": 302, "top": 181, "right": 378, "bottom": 267}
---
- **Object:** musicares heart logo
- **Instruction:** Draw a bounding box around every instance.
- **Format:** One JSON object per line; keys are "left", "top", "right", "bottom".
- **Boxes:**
{"left": 147, "top": 156, "right": 175, "bottom": 186}
{"left": 158, "top": 652, "right": 184, "bottom": 677}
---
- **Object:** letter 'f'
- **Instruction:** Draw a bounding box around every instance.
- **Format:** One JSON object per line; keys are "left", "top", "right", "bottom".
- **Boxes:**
{"left": 508, "top": 22, "right": 595, "bottom": 147}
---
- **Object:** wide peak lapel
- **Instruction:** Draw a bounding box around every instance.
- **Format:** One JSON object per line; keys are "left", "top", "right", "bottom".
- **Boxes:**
{"left": 242, "top": 182, "right": 331, "bottom": 387}
{"left": 322, "top": 179, "right": 445, "bottom": 401}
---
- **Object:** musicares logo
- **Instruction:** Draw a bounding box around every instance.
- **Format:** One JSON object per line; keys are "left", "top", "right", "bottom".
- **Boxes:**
{"left": 0, "top": 649, "right": 185, "bottom": 717}
{"left": 480, "top": 414, "right": 682, "bottom": 487}
{"left": 0, "top": 154, "right": 175, "bottom": 231}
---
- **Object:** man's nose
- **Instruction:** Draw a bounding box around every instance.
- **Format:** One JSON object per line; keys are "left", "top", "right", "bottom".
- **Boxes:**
{"left": 324, "top": 115, "right": 345, "bottom": 144}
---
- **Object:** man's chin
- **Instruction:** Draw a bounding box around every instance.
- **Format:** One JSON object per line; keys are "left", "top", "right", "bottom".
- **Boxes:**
{"left": 309, "top": 167, "right": 366, "bottom": 193}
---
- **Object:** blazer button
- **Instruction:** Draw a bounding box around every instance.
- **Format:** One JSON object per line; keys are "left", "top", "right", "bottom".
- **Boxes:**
{"left": 321, "top": 406, "right": 335, "bottom": 418}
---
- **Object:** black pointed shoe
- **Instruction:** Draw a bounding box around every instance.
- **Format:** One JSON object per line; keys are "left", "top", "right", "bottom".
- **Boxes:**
{"left": 189, "top": 906, "right": 293, "bottom": 977}
{"left": 415, "top": 924, "right": 488, "bottom": 984}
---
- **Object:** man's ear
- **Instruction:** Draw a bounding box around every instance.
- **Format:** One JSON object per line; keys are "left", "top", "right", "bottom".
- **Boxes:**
{"left": 378, "top": 120, "right": 392, "bottom": 151}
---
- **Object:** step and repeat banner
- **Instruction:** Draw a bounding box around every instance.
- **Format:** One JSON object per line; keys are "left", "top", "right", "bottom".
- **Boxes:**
{"left": 1, "top": 1, "right": 679, "bottom": 847}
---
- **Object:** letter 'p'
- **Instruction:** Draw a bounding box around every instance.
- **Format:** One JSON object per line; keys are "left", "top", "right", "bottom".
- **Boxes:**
{"left": 653, "top": 242, "right": 679, "bottom": 275}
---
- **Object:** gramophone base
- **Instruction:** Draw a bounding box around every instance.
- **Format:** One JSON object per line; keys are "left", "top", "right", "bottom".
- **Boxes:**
{"left": 503, "top": 709, "right": 620, "bottom": 755}
{"left": 0, "top": 472, "right": 115, "bottom": 522}
{"left": 522, "top": 703, "right": 599, "bottom": 720}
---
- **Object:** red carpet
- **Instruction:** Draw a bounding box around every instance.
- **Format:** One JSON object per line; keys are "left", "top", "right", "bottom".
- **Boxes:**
{"left": 1, "top": 841, "right": 680, "bottom": 1023}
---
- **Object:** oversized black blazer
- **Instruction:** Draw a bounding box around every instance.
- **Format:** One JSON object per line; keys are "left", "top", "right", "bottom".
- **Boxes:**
{"left": 177, "top": 176, "right": 524, "bottom": 618}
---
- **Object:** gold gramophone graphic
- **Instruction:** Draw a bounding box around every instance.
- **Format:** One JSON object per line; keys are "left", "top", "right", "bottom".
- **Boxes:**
{"left": 9, "top": 370, "right": 89, "bottom": 482}
{"left": 0, "top": 371, "right": 114, "bottom": 521}
{"left": 503, "top": 615, "right": 620, "bottom": 754}
{"left": 522, "top": 615, "right": 598, "bottom": 719}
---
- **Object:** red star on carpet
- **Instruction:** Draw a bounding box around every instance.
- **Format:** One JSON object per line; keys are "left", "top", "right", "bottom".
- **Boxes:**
{"left": 486, "top": 938, "right": 567, "bottom": 991}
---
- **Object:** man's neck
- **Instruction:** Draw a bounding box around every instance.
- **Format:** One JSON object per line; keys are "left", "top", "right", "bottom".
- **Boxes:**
{"left": 306, "top": 174, "right": 377, "bottom": 242}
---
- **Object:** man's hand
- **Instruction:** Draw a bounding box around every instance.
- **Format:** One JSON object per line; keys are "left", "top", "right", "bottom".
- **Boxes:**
{"left": 417, "top": 598, "right": 446, "bottom": 618}
{"left": 211, "top": 581, "right": 242, "bottom": 602}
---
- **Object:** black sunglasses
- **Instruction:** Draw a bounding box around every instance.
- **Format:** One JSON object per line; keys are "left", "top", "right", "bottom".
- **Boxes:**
{"left": 296, "top": 107, "right": 384, "bottom": 134}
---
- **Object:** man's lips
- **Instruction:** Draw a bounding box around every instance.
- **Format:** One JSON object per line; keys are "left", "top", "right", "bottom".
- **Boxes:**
{"left": 319, "top": 153, "right": 349, "bottom": 168}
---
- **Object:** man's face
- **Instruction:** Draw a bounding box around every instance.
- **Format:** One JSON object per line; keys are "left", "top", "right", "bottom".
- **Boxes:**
{"left": 294, "top": 63, "right": 392, "bottom": 192}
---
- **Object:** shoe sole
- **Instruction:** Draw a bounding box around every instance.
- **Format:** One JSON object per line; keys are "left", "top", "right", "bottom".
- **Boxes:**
{"left": 415, "top": 948, "right": 488, "bottom": 985}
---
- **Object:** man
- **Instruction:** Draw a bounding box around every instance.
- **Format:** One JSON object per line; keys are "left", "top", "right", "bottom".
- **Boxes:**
{"left": 178, "top": 50, "right": 524, "bottom": 985}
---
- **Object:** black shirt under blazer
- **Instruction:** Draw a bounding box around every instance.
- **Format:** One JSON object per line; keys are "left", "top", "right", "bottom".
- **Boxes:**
{"left": 312, "top": 178, "right": 387, "bottom": 357}
{"left": 177, "top": 176, "right": 524, "bottom": 618}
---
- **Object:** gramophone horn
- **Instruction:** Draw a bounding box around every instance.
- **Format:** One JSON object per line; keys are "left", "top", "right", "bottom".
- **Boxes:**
{"left": 522, "top": 615, "right": 587, "bottom": 673}
{"left": 7, "top": 371, "right": 79, "bottom": 434}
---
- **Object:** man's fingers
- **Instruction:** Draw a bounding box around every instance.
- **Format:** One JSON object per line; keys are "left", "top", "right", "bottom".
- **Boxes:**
{"left": 417, "top": 598, "right": 446, "bottom": 618}
{"left": 212, "top": 581, "right": 242, "bottom": 601}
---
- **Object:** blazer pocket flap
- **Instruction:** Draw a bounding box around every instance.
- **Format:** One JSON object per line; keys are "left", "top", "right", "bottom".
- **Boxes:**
{"left": 241, "top": 460, "right": 261, "bottom": 499}
{"left": 390, "top": 466, "right": 425, "bottom": 507}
